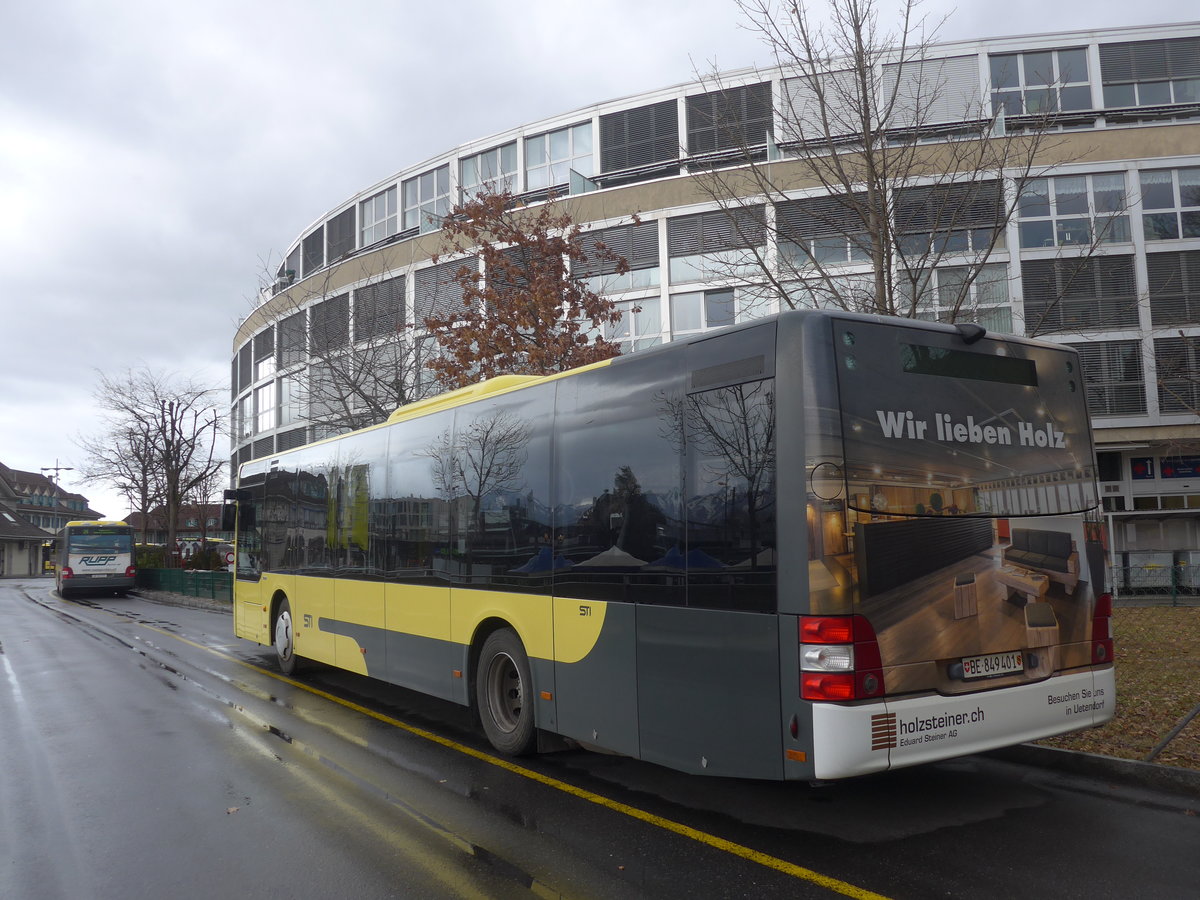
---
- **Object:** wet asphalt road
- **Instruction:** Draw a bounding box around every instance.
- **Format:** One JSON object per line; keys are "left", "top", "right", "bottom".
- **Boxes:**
{"left": 2, "top": 577, "right": 1198, "bottom": 899}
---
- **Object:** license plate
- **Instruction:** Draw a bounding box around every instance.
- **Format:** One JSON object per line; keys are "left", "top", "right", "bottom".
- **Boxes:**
{"left": 962, "top": 650, "right": 1024, "bottom": 680}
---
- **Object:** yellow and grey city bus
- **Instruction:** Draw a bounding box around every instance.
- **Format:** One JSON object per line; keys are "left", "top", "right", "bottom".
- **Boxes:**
{"left": 55, "top": 520, "right": 137, "bottom": 598}
{"left": 226, "top": 310, "right": 1114, "bottom": 780}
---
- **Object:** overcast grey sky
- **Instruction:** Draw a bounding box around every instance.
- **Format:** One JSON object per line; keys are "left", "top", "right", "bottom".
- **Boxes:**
{"left": 0, "top": 0, "right": 1188, "bottom": 520}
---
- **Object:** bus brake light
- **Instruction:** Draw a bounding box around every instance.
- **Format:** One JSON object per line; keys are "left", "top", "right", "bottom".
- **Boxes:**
{"left": 799, "top": 615, "right": 885, "bottom": 701}
{"left": 125, "top": 566, "right": 137, "bottom": 578}
{"left": 61, "top": 567, "right": 74, "bottom": 579}
{"left": 1091, "top": 592, "right": 1114, "bottom": 664}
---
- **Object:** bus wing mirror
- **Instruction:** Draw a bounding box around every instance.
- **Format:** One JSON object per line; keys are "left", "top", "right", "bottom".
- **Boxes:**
{"left": 221, "top": 503, "right": 238, "bottom": 532}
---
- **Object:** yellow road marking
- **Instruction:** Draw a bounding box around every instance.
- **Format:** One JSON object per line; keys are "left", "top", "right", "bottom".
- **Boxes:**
{"left": 143, "top": 624, "right": 890, "bottom": 900}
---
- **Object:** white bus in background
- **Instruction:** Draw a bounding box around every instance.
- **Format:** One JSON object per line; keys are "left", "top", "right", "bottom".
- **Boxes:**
{"left": 55, "top": 520, "right": 137, "bottom": 598}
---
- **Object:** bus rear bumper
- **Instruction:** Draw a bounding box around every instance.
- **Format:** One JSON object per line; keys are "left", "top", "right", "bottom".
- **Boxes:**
{"left": 811, "top": 667, "right": 1115, "bottom": 781}
{"left": 60, "top": 575, "right": 135, "bottom": 593}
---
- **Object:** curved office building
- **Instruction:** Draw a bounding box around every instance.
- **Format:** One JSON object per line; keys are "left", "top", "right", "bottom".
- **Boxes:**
{"left": 232, "top": 21, "right": 1200, "bottom": 559}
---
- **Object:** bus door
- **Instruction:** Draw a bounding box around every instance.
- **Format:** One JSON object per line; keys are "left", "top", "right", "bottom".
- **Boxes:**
{"left": 227, "top": 485, "right": 268, "bottom": 644}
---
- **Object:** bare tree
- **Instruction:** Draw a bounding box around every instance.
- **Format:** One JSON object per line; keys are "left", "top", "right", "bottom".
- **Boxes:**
{"left": 76, "top": 368, "right": 223, "bottom": 564}
{"left": 250, "top": 255, "right": 437, "bottom": 440}
{"left": 692, "top": 0, "right": 1103, "bottom": 323}
{"left": 75, "top": 418, "right": 161, "bottom": 544}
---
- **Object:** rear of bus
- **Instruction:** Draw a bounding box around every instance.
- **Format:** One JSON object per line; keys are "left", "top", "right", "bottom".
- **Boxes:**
{"left": 789, "top": 313, "right": 1113, "bottom": 780}
{"left": 56, "top": 520, "right": 137, "bottom": 598}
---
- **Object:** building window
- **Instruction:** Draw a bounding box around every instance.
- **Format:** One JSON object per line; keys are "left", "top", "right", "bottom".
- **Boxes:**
{"left": 360, "top": 186, "right": 398, "bottom": 246}
{"left": 237, "top": 394, "right": 253, "bottom": 441}
{"left": 670, "top": 288, "right": 736, "bottom": 337}
{"left": 403, "top": 165, "right": 450, "bottom": 233}
{"left": 894, "top": 180, "right": 1007, "bottom": 257}
{"left": 525, "top": 123, "right": 592, "bottom": 192}
{"left": 1155, "top": 335, "right": 1200, "bottom": 414}
{"left": 686, "top": 82, "right": 772, "bottom": 155}
{"left": 989, "top": 48, "right": 1092, "bottom": 115}
{"left": 907, "top": 264, "right": 1013, "bottom": 333}
{"left": 1140, "top": 168, "right": 1200, "bottom": 241}
{"left": 605, "top": 297, "right": 662, "bottom": 353}
{"left": 1147, "top": 250, "right": 1200, "bottom": 325}
{"left": 1068, "top": 340, "right": 1146, "bottom": 417}
{"left": 326, "top": 207, "right": 355, "bottom": 263}
{"left": 253, "top": 326, "right": 275, "bottom": 381}
{"left": 278, "top": 374, "right": 301, "bottom": 427}
{"left": 1020, "top": 255, "right": 1139, "bottom": 333}
{"left": 460, "top": 142, "right": 517, "bottom": 199}
{"left": 1017, "top": 173, "right": 1130, "bottom": 248}
{"left": 1099, "top": 37, "right": 1200, "bottom": 107}
{"left": 777, "top": 193, "right": 871, "bottom": 268}
{"left": 255, "top": 383, "right": 276, "bottom": 434}
{"left": 667, "top": 207, "right": 766, "bottom": 284}
{"left": 575, "top": 221, "right": 660, "bottom": 293}
{"left": 283, "top": 245, "right": 301, "bottom": 285}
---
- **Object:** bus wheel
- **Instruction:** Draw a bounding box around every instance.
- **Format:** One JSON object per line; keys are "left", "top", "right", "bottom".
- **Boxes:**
{"left": 274, "top": 597, "right": 299, "bottom": 675}
{"left": 476, "top": 628, "right": 536, "bottom": 756}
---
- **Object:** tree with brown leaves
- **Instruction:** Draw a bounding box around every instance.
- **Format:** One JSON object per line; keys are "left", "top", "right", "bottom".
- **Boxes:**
{"left": 422, "top": 189, "right": 633, "bottom": 389}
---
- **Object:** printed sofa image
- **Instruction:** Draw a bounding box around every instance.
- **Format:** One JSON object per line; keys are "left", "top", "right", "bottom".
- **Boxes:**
{"left": 1003, "top": 527, "right": 1080, "bottom": 593}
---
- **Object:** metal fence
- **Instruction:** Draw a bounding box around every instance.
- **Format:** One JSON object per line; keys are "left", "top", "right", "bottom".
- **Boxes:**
{"left": 1110, "top": 562, "right": 1200, "bottom": 604}
{"left": 136, "top": 568, "right": 232, "bottom": 602}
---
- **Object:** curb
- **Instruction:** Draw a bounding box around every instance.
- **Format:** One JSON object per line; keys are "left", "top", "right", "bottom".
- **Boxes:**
{"left": 986, "top": 743, "right": 1200, "bottom": 799}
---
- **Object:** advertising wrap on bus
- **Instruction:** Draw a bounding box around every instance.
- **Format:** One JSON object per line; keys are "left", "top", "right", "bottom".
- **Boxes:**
{"left": 803, "top": 318, "right": 1110, "bottom": 775}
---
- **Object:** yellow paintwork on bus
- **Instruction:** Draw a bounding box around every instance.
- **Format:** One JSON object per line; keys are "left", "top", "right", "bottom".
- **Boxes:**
{"left": 552, "top": 596, "right": 608, "bottom": 664}
{"left": 236, "top": 574, "right": 610, "bottom": 666}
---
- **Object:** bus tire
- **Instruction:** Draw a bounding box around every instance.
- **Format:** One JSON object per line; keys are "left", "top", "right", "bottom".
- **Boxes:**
{"left": 274, "top": 596, "right": 299, "bottom": 676}
{"left": 476, "top": 628, "right": 536, "bottom": 756}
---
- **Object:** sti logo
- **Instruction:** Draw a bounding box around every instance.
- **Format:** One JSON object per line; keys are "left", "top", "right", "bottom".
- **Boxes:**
{"left": 81, "top": 556, "right": 117, "bottom": 566}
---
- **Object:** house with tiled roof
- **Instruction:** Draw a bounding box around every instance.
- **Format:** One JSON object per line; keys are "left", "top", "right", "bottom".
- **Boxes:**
{"left": 0, "top": 462, "right": 102, "bottom": 536}
{"left": 0, "top": 472, "right": 55, "bottom": 576}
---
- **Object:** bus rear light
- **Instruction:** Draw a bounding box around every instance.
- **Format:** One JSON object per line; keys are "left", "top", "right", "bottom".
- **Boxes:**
{"left": 125, "top": 566, "right": 137, "bottom": 578}
{"left": 61, "top": 567, "right": 74, "bottom": 579}
{"left": 800, "top": 615, "right": 885, "bottom": 701}
{"left": 1091, "top": 592, "right": 1114, "bottom": 665}
{"left": 800, "top": 616, "right": 855, "bottom": 644}
{"left": 802, "top": 672, "right": 857, "bottom": 701}
{"left": 801, "top": 644, "right": 855, "bottom": 671}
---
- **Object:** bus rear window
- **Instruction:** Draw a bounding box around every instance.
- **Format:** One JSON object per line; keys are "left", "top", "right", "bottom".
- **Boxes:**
{"left": 900, "top": 344, "right": 1037, "bottom": 386}
{"left": 831, "top": 320, "right": 1098, "bottom": 518}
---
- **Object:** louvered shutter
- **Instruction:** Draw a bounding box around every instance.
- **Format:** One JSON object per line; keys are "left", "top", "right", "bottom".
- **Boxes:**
{"left": 301, "top": 227, "right": 324, "bottom": 278}
{"left": 415, "top": 258, "right": 474, "bottom": 321}
{"left": 326, "top": 207, "right": 356, "bottom": 263}
{"left": 686, "top": 82, "right": 773, "bottom": 154}
{"left": 599, "top": 100, "right": 680, "bottom": 172}
{"left": 668, "top": 207, "right": 765, "bottom": 257}
{"left": 575, "top": 221, "right": 660, "bottom": 278}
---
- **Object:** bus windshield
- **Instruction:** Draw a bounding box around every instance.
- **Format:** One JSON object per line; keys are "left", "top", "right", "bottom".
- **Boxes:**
{"left": 832, "top": 319, "right": 1098, "bottom": 517}
{"left": 68, "top": 530, "right": 134, "bottom": 554}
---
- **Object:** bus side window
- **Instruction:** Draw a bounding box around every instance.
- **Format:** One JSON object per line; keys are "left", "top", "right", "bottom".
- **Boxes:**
{"left": 236, "top": 503, "right": 261, "bottom": 578}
